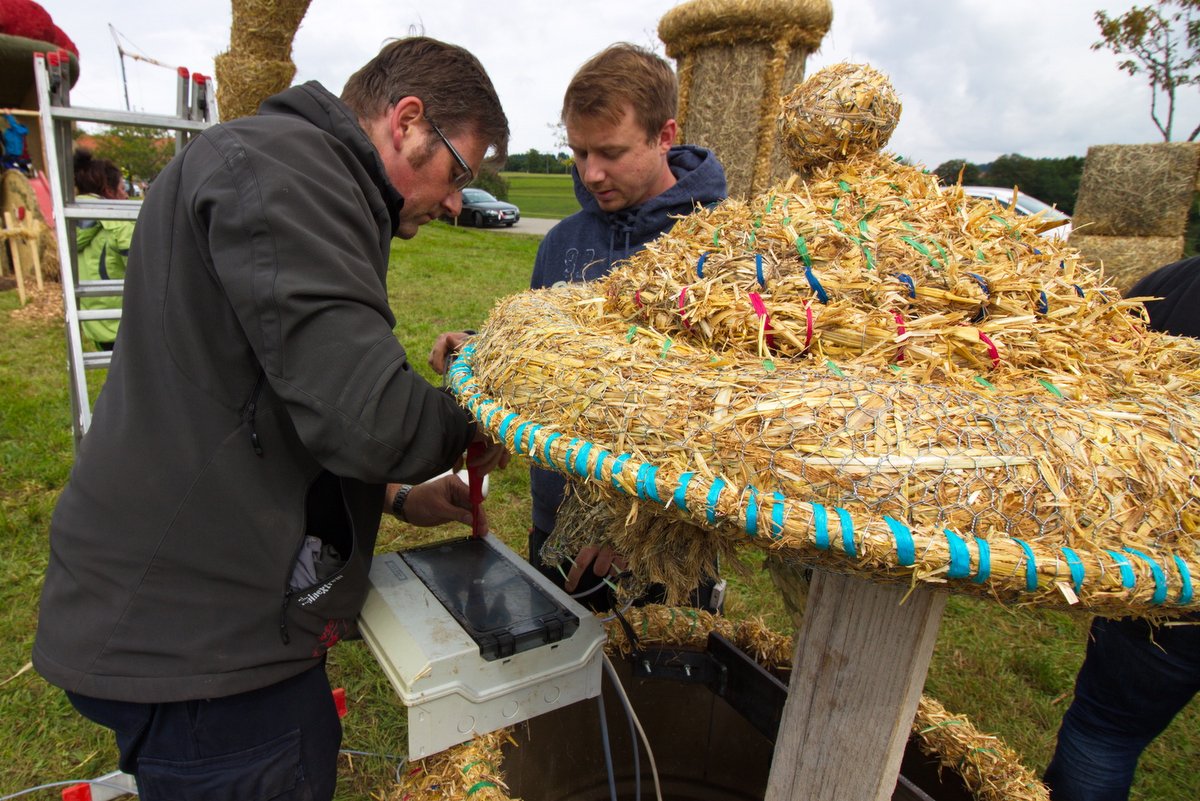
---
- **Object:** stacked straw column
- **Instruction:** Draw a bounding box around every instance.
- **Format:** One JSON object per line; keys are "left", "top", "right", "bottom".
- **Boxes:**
{"left": 658, "top": 0, "right": 833, "bottom": 198}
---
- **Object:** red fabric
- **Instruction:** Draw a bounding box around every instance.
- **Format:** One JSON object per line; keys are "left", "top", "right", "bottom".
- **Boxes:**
{"left": 0, "top": 0, "right": 79, "bottom": 55}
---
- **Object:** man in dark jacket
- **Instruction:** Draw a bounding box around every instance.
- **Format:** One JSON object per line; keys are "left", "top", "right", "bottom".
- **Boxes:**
{"left": 34, "top": 37, "right": 508, "bottom": 800}
{"left": 1043, "top": 255, "right": 1200, "bottom": 800}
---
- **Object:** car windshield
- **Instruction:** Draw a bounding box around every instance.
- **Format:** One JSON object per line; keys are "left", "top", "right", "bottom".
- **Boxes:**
{"left": 1013, "top": 193, "right": 1068, "bottom": 220}
{"left": 463, "top": 189, "right": 497, "bottom": 203}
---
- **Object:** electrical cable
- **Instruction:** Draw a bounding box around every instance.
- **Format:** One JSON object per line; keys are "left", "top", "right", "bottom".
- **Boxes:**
{"left": 0, "top": 777, "right": 134, "bottom": 801}
{"left": 603, "top": 652, "right": 664, "bottom": 801}
{"left": 595, "top": 692, "right": 620, "bottom": 801}
{"left": 339, "top": 748, "right": 409, "bottom": 782}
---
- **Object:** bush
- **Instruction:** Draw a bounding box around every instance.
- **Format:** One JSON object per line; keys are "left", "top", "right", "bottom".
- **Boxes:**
{"left": 471, "top": 168, "right": 510, "bottom": 200}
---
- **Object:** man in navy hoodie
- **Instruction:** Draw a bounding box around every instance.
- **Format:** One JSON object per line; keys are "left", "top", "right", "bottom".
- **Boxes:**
{"left": 432, "top": 43, "right": 726, "bottom": 607}
{"left": 528, "top": 43, "right": 728, "bottom": 606}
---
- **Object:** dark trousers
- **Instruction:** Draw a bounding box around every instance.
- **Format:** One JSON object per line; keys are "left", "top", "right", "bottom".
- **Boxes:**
{"left": 66, "top": 662, "right": 341, "bottom": 801}
{"left": 1044, "top": 615, "right": 1200, "bottom": 800}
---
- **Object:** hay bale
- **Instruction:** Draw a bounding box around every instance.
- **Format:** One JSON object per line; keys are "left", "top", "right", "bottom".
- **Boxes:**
{"left": 1, "top": 169, "right": 58, "bottom": 281}
{"left": 215, "top": 0, "right": 312, "bottom": 121}
{"left": 659, "top": 0, "right": 833, "bottom": 198}
{"left": 1069, "top": 232, "right": 1184, "bottom": 293}
{"left": 1072, "top": 143, "right": 1200, "bottom": 238}
{"left": 453, "top": 63, "right": 1200, "bottom": 616}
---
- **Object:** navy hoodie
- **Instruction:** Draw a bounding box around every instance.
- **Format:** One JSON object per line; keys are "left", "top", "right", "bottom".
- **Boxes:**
{"left": 529, "top": 144, "right": 727, "bottom": 533}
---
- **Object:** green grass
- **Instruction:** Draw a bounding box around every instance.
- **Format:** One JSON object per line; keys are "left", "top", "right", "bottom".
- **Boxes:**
{"left": 2, "top": 222, "right": 1199, "bottom": 799}
{"left": 502, "top": 171, "right": 580, "bottom": 219}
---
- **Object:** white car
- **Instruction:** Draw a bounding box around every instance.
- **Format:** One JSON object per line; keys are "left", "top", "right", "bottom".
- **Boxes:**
{"left": 961, "top": 186, "right": 1072, "bottom": 240}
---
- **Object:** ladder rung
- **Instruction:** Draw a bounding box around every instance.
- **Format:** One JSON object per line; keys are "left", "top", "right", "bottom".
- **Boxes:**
{"left": 47, "top": 104, "right": 210, "bottom": 132}
{"left": 83, "top": 351, "right": 113, "bottom": 369}
{"left": 78, "top": 309, "right": 122, "bottom": 321}
{"left": 65, "top": 204, "right": 141, "bottom": 221}
{"left": 76, "top": 280, "right": 125, "bottom": 298}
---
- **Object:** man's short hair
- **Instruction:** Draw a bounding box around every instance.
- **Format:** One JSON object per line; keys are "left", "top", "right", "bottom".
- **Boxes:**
{"left": 342, "top": 36, "right": 509, "bottom": 163}
{"left": 562, "top": 43, "right": 677, "bottom": 142}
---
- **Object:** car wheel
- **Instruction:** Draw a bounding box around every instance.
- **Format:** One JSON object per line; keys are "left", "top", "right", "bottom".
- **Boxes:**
{"left": 473, "top": 212, "right": 484, "bottom": 228}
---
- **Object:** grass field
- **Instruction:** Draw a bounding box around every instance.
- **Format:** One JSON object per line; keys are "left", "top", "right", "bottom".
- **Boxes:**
{"left": 1, "top": 220, "right": 1198, "bottom": 799}
{"left": 502, "top": 171, "right": 579, "bottom": 219}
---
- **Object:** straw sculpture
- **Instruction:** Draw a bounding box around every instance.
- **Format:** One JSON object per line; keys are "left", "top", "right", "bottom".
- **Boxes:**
{"left": 659, "top": 0, "right": 833, "bottom": 197}
{"left": 214, "top": 0, "right": 311, "bottom": 121}
{"left": 452, "top": 62, "right": 1200, "bottom": 618}
{"left": 388, "top": 606, "right": 1048, "bottom": 801}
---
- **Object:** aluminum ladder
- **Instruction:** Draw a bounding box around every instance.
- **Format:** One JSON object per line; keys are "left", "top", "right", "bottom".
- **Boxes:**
{"left": 34, "top": 50, "right": 216, "bottom": 447}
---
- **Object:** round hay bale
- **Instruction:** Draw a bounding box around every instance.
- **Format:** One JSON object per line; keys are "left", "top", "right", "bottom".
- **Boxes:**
{"left": 1072, "top": 143, "right": 1200, "bottom": 238}
{"left": 1068, "top": 233, "right": 1185, "bottom": 294}
{"left": 777, "top": 62, "right": 901, "bottom": 174}
{"left": 659, "top": 0, "right": 833, "bottom": 198}
{"left": 453, "top": 64, "right": 1200, "bottom": 617}
{"left": 388, "top": 606, "right": 1049, "bottom": 801}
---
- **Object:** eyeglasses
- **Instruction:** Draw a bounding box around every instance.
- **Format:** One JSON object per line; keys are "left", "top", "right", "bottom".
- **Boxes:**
{"left": 427, "top": 118, "right": 474, "bottom": 191}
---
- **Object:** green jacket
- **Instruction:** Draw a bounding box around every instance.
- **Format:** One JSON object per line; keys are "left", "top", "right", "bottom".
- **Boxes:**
{"left": 75, "top": 195, "right": 135, "bottom": 346}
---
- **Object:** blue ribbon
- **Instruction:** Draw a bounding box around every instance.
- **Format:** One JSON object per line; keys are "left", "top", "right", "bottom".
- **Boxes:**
{"left": 697, "top": 252, "right": 708, "bottom": 278}
{"left": 944, "top": 529, "right": 970, "bottom": 579}
{"left": 1012, "top": 538, "right": 1039, "bottom": 592}
{"left": 898, "top": 273, "right": 916, "bottom": 299}
{"left": 805, "top": 265, "right": 829, "bottom": 303}
{"left": 884, "top": 516, "right": 915, "bottom": 566}
{"left": 1037, "top": 291, "right": 1048, "bottom": 315}
{"left": 756, "top": 254, "right": 766, "bottom": 288}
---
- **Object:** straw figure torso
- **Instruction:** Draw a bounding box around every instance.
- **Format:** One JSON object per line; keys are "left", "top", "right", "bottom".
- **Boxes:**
{"left": 452, "top": 63, "right": 1200, "bottom": 616}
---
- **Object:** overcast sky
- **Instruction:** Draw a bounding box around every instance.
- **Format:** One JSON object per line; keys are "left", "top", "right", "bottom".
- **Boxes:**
{"left": 37, "top": 0, "right": 1200, "bottom": 169}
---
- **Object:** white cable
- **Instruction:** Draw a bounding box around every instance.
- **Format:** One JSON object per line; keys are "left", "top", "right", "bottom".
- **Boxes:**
{"left": 0, "top": 778, "right": 133, "bottom": 801}
{"left": 602, "top": 652, "right": 663, "bottom": 801}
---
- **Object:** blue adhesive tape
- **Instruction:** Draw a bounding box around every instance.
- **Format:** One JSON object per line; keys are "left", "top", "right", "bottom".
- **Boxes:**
{"left": 745, "top": 486, "right": 759, "bottom": 537}
{"left": 610, "top": 453, "right": 632, "bottom": 489}
{"left": 674, "top": 472, "right": 695, "bottom": 511}
{"left": 573, "top": 442, "right": 593, "bottom": 477}
{"left": 836, "top": 507, "right": 856, "bottom": 557}
{"left": 636, "top": 463, "right": 663, "bottom": 503}
{"left": 592, "top": 449, "right": 610, "bottom": 480}
{"left": 770, "top": 492, "right": 786, "bottom": 540}
{"left": 972, "top": 538, "right": 992, "bottom": 583}
{"left": 885, "top": 516, "right": 915, "bottom": 566}
{"left": 1124, "top": 547, "right": 1168, "bottom": 605}
{"left": 944, "top": 529, "right": 970, "bottom": 579}
{"left": 513, "top": 422, "right": 532, "bottom": 455}
{"left": 706, "top": 479, "right": 727, "bottom": 525}
{"left": 1105, "top": 550, "right": 1136, "bottom": 589}
{"left": 812, "top": 503, "right": 830, "bottom": 550}
{"left": 1174, "top": 556, "right": 1194, "bottom": 605}
{"left": 497, "top": 414, "right": 519, "bottom": 445}
{"left": 1012, "top": 538, "right": 1039, "bottom": 592}
{"left": 542, "top": 432, "right": 563, "bottom": 468}
{"left": 1060, "top": 547, "right": 1085, "bottom": 595}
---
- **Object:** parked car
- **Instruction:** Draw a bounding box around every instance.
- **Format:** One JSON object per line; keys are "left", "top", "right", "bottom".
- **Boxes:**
{"left": 961, "top": 186, "right": 1072, "bottom": 240}
{"left": 451, "top": 188, "right": 521, "bottom": 228}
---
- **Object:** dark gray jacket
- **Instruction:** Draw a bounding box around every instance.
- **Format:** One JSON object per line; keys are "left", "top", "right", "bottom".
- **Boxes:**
{"left": 34, "top": 82, "right": 474, "bottom": 702}
{"left": 528, "top": 145, "right": 727, "bottom": 533}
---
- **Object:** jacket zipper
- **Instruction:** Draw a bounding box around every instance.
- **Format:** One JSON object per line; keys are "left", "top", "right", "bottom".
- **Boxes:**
{"left": 243, "top": 371, "right": 266, "bottom": 456}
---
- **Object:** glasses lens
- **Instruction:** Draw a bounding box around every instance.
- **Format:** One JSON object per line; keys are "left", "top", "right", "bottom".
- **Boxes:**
{"left": 430, "top": 119, "right": 473, "bottom": 190}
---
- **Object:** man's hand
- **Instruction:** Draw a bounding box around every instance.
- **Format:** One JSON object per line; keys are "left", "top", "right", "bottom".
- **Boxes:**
{"left": 429, "top": 330, "right": 473, "bottom": 375}
{"left": 389, "top": 475, "right": 483, "bottom": 529}
{"left": 564, "top": 545, "right": 627, "bottom": 592}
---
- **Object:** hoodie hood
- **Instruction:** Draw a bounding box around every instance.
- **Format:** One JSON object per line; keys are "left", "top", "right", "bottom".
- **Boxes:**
{"left": 258, "top": 82, "right": 405, "bottom": 237}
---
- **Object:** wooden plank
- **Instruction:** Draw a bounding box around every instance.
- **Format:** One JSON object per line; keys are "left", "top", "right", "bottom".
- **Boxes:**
{"left": 765, "top": 570, "right": 947, "bottom": 801}
{"left": 3, "top": 212, "right": 26, "bottom": 305}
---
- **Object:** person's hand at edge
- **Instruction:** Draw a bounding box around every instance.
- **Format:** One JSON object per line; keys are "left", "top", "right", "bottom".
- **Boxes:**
{"left": 387, "top": 475, "right": 483, "bottom": 529}
{"left": 429, "top": 330, "right": 474, "bottom": 375}
{"left": 564, "top": 545, "right": 627, "bottom": 592}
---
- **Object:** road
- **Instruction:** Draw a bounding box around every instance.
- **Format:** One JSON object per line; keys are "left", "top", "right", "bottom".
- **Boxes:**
{"left": 450, "top": 216, "right": 558, "bottom": 237}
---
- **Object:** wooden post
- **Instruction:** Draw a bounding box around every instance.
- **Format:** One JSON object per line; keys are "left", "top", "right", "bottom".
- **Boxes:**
{"left": 765, "top": 570, "right": 947, "bottom": 801}
{"left": 3, "top": 212, "right": 27, "bottom": 305}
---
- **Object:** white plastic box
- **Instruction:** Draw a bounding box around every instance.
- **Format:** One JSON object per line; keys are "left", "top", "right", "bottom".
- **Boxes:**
{"left": 358, "top": 534, "right": 606, "bottom": 758}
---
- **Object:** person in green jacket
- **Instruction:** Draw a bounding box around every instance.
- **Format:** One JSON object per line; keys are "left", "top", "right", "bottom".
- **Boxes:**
{"left": 74, "top": 148, "right": 134, "bottom": 350}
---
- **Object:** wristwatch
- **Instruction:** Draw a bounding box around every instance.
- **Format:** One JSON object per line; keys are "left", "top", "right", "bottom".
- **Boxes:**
{"left": 391, "top": 484, "right": 413, "bottom": 522}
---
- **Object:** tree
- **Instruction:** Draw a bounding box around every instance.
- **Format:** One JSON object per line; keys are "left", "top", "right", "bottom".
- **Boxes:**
{"left": 87, "top": 125, "right": 175, "bottom": 185}
{"left": 1093, "top": 0, "right": 1200, "bottom": 141}
{"left": 933, "top": 159, "right": 982, "bottom": 186}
